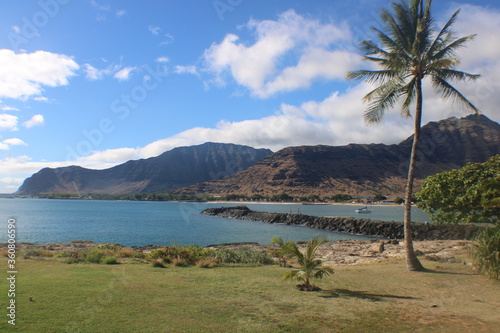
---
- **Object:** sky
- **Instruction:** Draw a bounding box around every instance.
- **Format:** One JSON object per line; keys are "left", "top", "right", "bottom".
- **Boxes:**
{"left": 0, "top": 0, "right": 499, "bottom": 193}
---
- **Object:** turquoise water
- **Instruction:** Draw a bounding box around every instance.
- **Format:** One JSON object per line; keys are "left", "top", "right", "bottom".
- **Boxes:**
{"left": 0, "top": 198, "right": 430, "bottom": 246}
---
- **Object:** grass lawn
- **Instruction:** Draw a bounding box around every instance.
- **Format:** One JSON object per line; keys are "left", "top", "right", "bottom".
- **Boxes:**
{"left": 1, "top": 258, "right": 499, "bottom": 332}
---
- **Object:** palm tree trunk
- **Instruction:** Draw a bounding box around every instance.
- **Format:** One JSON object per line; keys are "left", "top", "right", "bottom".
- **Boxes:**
{"left": 404, "top": 78, "right": 425, "bottom": 271}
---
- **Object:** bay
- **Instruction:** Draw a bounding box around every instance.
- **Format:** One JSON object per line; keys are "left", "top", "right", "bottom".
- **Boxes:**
{"left": 0, "top": 198, "right": 430, "bottom": 246}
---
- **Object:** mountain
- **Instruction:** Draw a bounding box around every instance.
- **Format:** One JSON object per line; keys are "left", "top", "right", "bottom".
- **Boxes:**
{"left": 174, "top": 114, "right": 500, "bottom": 197}
{"left": 17, "top": 143, "right": 273, "bottom": 195}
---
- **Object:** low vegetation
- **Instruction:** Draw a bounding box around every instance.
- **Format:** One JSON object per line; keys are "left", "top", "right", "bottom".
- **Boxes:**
{"left": 14, "top": 244, "right": 274, "bottom": 268}
{"left": 272, "top": 236, "right": 333, "bottom": 291}
{"left": 470, "top": 225, "right": 500, "bottom": 280}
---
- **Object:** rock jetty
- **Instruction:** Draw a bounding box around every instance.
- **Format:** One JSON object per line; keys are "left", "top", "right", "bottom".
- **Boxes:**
{"left": 201, "top": 206, "right": 485, "bottom": 240}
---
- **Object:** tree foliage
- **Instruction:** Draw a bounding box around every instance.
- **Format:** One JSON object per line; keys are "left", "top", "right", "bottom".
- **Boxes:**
{"left": 417, "top": 155, "right": 500, "bottom": 224}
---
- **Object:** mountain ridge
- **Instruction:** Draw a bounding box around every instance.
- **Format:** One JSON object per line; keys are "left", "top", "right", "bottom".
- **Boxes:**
{"left": 17, "top": 142, "right": 273, "bottom": 195}
{"left": 174, "top": 114, "right": 500, "bottom": 197}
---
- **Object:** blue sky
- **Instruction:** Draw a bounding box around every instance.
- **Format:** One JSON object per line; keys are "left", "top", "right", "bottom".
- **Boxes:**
{"left": 0, "top": 0, "right": 499, "bottom": 193}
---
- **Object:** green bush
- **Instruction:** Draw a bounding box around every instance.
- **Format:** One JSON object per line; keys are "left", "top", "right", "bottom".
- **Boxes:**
{"left": 470, "top": 225, "right": 500, "bottom": 280}
{"left": 146, "top": 245, "right": 216, "bottom": 266}
{"left": 214, "top": 249, "right": 274, "bottom": 265}
{"left": 151, "top": 260, "right": 166, "bottom": 268}
{"left": 79, "top": 248, "right": 110, "bottom": 264}
{"left": 22, "top": 248, "right": 54, "bottom": 258}
{"left": 102, "top": 256, "right": 119, "bottom": 265}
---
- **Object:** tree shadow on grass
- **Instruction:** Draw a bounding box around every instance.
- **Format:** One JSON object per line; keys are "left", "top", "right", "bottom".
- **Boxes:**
{"left": 420, "top": 267, "right": 476, "bottom": 276}
{"left": 319, "top": 289, "right": 419, "bottom": 302}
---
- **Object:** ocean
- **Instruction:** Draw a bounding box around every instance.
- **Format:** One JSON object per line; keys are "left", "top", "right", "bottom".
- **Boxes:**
{"left": 0, "top": 198, "right": 430, "bottom": 246}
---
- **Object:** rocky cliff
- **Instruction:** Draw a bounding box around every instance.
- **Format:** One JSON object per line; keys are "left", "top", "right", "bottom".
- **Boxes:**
{"left": 17, "top": 142, "right": 273, "bottom": 195}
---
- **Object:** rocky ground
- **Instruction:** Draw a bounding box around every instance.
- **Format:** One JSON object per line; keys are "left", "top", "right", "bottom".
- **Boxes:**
{"left": 2, "top": 239, "right": 471, "bottom": 267}
{"left": 206, "top": 239, "right": 471, "bottom": 266}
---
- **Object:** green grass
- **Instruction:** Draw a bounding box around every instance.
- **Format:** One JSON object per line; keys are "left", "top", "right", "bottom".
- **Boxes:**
{"left": 1, "top": 258, "right": 499, "bottom": 332}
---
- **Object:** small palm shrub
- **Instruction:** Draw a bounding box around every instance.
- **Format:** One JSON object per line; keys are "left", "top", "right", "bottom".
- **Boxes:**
{"left": 273, "top": 236, "right": 334, "bottom": 291}
{"left": 470, "top": 225, "right": 500, "bottom": 280}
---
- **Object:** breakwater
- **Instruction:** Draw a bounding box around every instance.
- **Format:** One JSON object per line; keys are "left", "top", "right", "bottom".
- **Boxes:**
{"left": 201, "top": 206, "right": 485, "bottom": 240}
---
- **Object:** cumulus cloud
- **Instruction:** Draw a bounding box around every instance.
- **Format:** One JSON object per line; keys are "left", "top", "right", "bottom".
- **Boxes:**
{"left": 203, "top": 9, "right": 357, "bottom": 98}
{"left": 0, "top": 114, "right": 18, "bottom": 131}
{"left": 23, "top": 114, "right": 44, "bottom": 128}
{"left": 3, "top": 138, "right": 27, "bottom": 146}
{"left": 114, "top": 66, "right": 137, "bottom": 81}
{"left": 1, "top": 106, "right": 20, "bottom": 112}
{"left": 1, "top": 138, "right": 27, "bottom": 150}
{"left": 0, "top": 49, "right": 79, "bottom": 100}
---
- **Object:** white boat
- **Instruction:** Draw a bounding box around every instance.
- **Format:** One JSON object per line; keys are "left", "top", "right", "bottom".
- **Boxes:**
{"left": 355, "top": 206, "right": 371, "bottom": 214}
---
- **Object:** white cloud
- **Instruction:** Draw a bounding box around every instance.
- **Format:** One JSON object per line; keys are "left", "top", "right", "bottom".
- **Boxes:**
{"left": 1, "top": 138, "right": 27, "bottom": 150}
{"left": 3, "top": 138, "right": 27, "bottom": 146}
{"left": 83, "top": 63, "right": 109, "bottom": 80}
{"left": 11, "top": 26, "right": 20, "bottom": 34}
{"left": 159, "top": 34, "right": 175, "bottom": 46}
{"left": 33, "top": 96, "right": 49, "bottom": 102}
{"left": 0, "top": 114, "right": 18, "bottom": 131}
{"left": 263, "top": 49, "right": 361, "bottom": 96}
{"left": 0, "top": 49, "right": 79, "bottom": 100}
{"left": 23, "top": 114, "right": 44, "bottom": 128}
{"left": 155, "top": 56, "right": 169, "bottom": 63}
{"left": 114, "top": 66, "right": 137, "bottom": 81}
{"left": 149, "top": 25, "right": 161, "bottom": 36}
{"left": 0, "top": 177, "right": 24, "bottom": 185}
{"left": 116, "top": 9, "right": 126, "bottom": 17}
{"left": 1, "top": 106, "right": 20, "bottom": 111}
{"left": 203, "top": 9, "right": 355, "bottom": 98}
{"left": 174, "top": 65, "right": 198, "bottom": 75}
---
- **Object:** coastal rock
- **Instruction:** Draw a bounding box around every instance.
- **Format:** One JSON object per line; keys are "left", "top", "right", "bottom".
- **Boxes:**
{"left": 201, "top": 206, "right": 486, "bottom": 241}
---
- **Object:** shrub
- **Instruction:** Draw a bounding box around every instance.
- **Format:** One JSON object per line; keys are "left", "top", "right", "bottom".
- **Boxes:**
{"left": 214, "top": 248, "right": 274, "bottom": 265}
{"left": 64, "top": 257, "right": 81, "bottom": 264}
{"left": 171, "top": 257, "right": 189, "bottom": 267}
{"left": 196, "top": 257, "right": 218, "bottom": 268}
{"left": 115, "top": 247, "right": 135, "bottom": 258}
{"left": 79, "top": 247, "right": 110, "bottom": 264}
{"left": 54, "top": 251, "right": 73, "bottom": 258}
{"left": 22, "top": 249, "right": 54, "bottom": 258}
{"left": 470, "top": 225, "right": 500, "bottom": 280}
{"left": 102, "top": 256, "right": 119, "bottom": 265}
{"left": 151, "top": 260, "right": 166, "bottom": 268}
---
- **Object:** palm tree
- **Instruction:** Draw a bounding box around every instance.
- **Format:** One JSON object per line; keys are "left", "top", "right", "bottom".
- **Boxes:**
{"left": 347, "top": 0, "right": 480, "bottom": 271}
{"left": 273, "top": 236, "right": 334, "bottom": 290}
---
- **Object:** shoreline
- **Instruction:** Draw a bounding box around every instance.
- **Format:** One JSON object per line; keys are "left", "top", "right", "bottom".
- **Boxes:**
{"left": 1, "top": 239, "right": 471, "bottom": 267}
{"left": 207, "top": 200, "right": 404, "bottom": 207}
